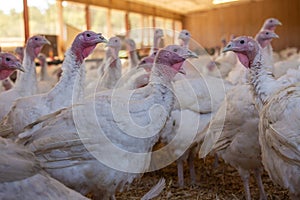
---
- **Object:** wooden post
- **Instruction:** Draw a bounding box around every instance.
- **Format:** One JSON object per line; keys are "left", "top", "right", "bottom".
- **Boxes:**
{"left": 106, "top": 9, "right": 112, "bottom": 37}
{"left": 125, "top": 12, "right": 130, "bottom": 38}
{"left": 152, "top": 16, "right": 156, "bottom": 29}
{"left": 141, "top": 15, "right": 145, "bottom": 47}
{"left": 23, "top": 0, "right": 29, "bottom": 43}
{"left": 85, "top": 4, "right": 91, "bottom": 30}
{"left": 172, "top": 20, "right": 176, "bottom": 44}
{"left": 148, "top": 16, "right": 151, "bottom": 45}
{"left": 57, "top": 0, "right": 64, "bottom": 57}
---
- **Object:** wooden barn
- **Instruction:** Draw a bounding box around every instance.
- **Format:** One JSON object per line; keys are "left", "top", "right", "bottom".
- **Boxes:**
{"left": 0, "top": 0, "right": 299, "bottom": 199}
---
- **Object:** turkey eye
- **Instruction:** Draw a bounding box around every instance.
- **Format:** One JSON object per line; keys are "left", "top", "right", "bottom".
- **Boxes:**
{"left": 87, "top": 33, "right": 91, "bottom": 37}
{"left": 270, "top": 20, "right": 273, "bottom": 23}
{"left": 240, "top": 40, "right": 245, "bottom": 44}
{"left": 266, "top": 32, "right": 269, "bottom": 35}
{"left": 173, "top": 48, "right": 178, "bottom": 52}
{"left": 185, "top": 32, "right": 189, "bottom": 35}
{"left": 115, "top": 39, "right": 118, "bottom": 42}
{"left": 34, "top": 38, "right": 38, "bottom": 40}
{"left": 6, "top": 57, "right": 10, "bottom": 61}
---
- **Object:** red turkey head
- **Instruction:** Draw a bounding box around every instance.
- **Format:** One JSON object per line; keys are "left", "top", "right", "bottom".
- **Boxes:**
{"left": 255, "top": 30, "right": 279, "bottom": 48}
{"left": 0, "top": 52, "right": 24, "bottom": 80}
{"left": 26, "top": 35, "right": 51, "bottom": 59}
{"left": 71, "top": 30, "right": 107, "bottom": 62}
{"left": 223, "top": 36, "right": 259, "bottom": 69}
{"left": 155, "top": 45, "right": 198, "bottom": 75}
{"left": 262, "top": 18, "right": 282, "bottom": 31}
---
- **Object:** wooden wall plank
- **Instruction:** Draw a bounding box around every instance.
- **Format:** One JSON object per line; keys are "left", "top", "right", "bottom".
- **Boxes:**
{"left": 184, "top": 0, "right": 300, "bottom": 51}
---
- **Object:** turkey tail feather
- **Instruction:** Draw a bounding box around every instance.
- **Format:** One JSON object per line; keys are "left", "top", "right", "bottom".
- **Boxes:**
{"left": 141, "top": 178, "right": 165, "bottom": 200}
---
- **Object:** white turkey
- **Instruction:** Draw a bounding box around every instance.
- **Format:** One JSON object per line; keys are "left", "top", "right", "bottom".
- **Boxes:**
{"left": 199, "top": 30, "right": 279, "bottom": 200}
{"left": 272, "top": 59, "right": 300, "bottom": 79}
{"left": 36, "top": 53, "right": 57, "bottom": 93}
{"left": 226, "top": 29, "right": 279, "bottom": 85}
{"left": 149, "top": 28, "right": 164, "bottom": 55}
{"left": 0, "top": 137, "right": 89, "bottom": 200}
{"left": 157, "top": 29, "right": 235, "bottom": 186}
{"left": 279, "top": 47, "right": 298, "bottom": 60}
{"left": 117, "top": 52, "right": 156, "bottom": 90}
{"left": 0, "top": 35, "right": 50, "bottom": 120}
{"left": 199, "top": 84, "right": 265, "bottom": 200}
{"left": 222, "top": 36, "right": 300, "bottom": 199}
{"left": 1, "top": 78, "right": 13, "bottom": 92}
{"left": 212, "top": 50, "right": 237, "bottom": 79}
{"left": 260, "top": 17, "right": 282, "bottom": 32}
{"left": 261, "top": 18, "right": 300, "bottom": 81}
{"left": 178, "top": 29, "right": 191, "bottom": 49}
{"left": 259, "top": 17, "right": 282, "bottom": 66}
{"left": 174, "top": 29, "right": 208, "bottom": 80}
{"left": 14, "top": 46, "right": 24, "bottom": 62}
{"left": 86, "top": 36, "right": 122, "bottom": 94}
{"left": 225, "top": 18, "right": 281, "bottom": 85}
{"left": 276, "top": 65, "right": 300, "bottom": 87}
{"left": 17, "top": 45, "right": 197, "bottom": 199}
{"left": 0, "top": 31, "right": 107, "bottom": 139}
{"left": 156, "top": 73, "right": 232, "bottom": 187}
{"left": 125, "top": 38, "right": 140, "bottom": 70}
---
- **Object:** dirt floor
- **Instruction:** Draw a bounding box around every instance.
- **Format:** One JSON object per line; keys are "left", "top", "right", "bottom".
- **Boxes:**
{"left": 115, "top": 155, "right": 289, "bottom": 200}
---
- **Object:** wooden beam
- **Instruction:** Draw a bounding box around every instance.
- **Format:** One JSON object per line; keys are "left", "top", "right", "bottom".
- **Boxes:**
{"left": 23, "top": 0, "right": 29, "bottom": 43}
{"left": 63, "top": 0, "right": 184, "bottom": 21}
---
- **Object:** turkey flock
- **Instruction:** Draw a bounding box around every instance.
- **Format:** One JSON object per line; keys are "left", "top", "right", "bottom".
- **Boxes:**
{"left": 0, "top": 16, "right": 299, "bottom": 200}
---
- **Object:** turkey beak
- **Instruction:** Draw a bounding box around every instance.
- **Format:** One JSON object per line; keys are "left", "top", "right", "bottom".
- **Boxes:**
{"left": 270, "top": 32, "right": 279, "bottom": 39}
{"left": 105, "top": 42, "right": 112, "bottom": 47}
{"left": 215, "top": 61, "right": 221, "bottom": 67}
{"left": 99, "top": 34, "right": 108, "bottom": 43}
{"left": 222, "top": 42, "right": 234, "bottom": 53}
{"left": 16, "top": 62, "right": 25, "bottom": 72}
{"left": 137, "top": 57, "right": 154, "bottom": 72}
{"left": 275, "top": 20, "right": 282, "bottom": 26}
{"left": 178, "top": 67, "right": 186, "bottom": 75}
{"left": 18, "top": 66, "right": 25, "bottom": 72}
{"left": 185, "top": 50, "right": 198, "bottom": 59}
{"left": 43, "top": 37, "right": 51, "bottom": 45}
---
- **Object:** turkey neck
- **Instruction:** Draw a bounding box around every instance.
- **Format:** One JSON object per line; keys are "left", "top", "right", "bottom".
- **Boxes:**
{"left": 98, "top": 49, "right": 122, "bottom": 90}
{"left": 181, "top": 40, "right": 189, "bottom": 49}
{"left": 40, "top": 61, "right": 50, "bottom": 81}
{"left": 149, "top": 63, "right": 177, "bottom": 88}
{"left": 262, "top": 44, "right": 273, "bottom": 66}
{"left": 47, "top": 49, "right": 85, "bottom": 104}
{"left": 129, "top": 49, "right": 139, "bottom": 69}
{"left": 248, "top": 48, "right": 281, "bottom": 111}
{"left": 14, "top": 49, "right": 38, "bottom": 96}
